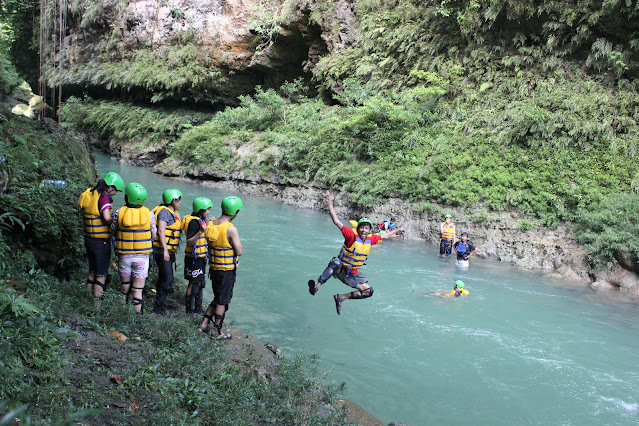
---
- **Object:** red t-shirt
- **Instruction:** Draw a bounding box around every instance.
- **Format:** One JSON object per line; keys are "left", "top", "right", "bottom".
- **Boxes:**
{"left": 340, "top": 226, "right": 382, "bottom": 273}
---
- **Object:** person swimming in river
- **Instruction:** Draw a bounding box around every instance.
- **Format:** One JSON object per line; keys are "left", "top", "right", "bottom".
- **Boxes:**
{"left": 307, "top": 190, "right": 406, "bottom": 315}
{"left": 414, "top": 280, "right": 469, "bottom": 298}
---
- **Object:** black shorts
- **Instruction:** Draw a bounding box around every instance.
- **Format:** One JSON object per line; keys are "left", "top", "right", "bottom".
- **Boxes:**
{"left": 210, "top": 269, "right": 236, "bottom": 306}
{"left": 84, "top": 237, "right": 111, "bottom": 277}
{"left": 184, "top": 256, "right": 206, "bottom": 283}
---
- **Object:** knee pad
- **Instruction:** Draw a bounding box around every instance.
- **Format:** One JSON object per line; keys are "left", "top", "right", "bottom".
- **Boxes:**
{"left": 214, "top": 313, "right": 225, "bottom": 330}
{"left": 350, "top": 287, "right": 374, "bottom": 299}
{"left": 319, "top": 257, "right": 342, "bottom": 284}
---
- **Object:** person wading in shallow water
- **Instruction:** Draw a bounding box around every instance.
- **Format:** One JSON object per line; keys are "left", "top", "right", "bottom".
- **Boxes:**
{"left": 198, "top": 196, "right": 243, "bottom": 340}
{"left": 307, "top": 190, "right": 405, "bottom": 315}
{"left": 78, "top": 171, "right": 124, "bottom": 308}
{"left": 440, "top": 214, "right": 456, "bottom": 256}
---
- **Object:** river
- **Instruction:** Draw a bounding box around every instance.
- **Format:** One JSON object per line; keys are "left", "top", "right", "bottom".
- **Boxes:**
{"left": 97, "top": 153, "right": 639, "bottom": 425}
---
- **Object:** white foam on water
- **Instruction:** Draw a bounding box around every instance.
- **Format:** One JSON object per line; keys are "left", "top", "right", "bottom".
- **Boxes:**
{"left": 598, "top": 396, "right": 639, "bottom": 413}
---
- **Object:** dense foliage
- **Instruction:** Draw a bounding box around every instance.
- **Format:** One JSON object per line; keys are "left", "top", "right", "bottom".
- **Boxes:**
{"left": 60, "top": 96, "right": 212, "bottom": 145}
{"left": 0, "top": 112, "right": 94, "bottom": 276}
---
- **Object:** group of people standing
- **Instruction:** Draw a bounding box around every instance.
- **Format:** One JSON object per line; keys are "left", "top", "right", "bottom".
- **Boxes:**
{"left": 439, "top": 214, "right": 478, "bottom": 268}
{"left": 78, "top": 172, "right": 243, "bottom": 339}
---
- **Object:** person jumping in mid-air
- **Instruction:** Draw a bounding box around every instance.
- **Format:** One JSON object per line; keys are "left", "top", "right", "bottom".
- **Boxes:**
{"left": 308, "top": 190, "right": 405, "bottom": 315}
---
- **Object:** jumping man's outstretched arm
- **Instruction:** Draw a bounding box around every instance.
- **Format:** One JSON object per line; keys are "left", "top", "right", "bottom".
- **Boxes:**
{"left": 381, "top": 225, "right": 406, "bottom": 239}
{"left": 325, "top": 191, "right": 344, "bottom": 230}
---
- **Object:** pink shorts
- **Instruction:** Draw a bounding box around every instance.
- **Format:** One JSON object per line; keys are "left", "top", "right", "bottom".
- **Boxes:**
{"left": 118, "top": 255, "right": 150, "bottom": 279}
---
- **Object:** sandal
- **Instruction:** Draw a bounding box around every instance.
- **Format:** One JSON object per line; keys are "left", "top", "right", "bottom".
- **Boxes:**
{"left": 333, "top": 294, "right": 342, "bottom": 315}
{"left": 308, "top": 280, "right": 320, "bottom": 296}
{"left": 197, "top": 325, "right": 210, "bottom": 333}
{"left": 215, "top": 331, "right": 232, "bottom": 340}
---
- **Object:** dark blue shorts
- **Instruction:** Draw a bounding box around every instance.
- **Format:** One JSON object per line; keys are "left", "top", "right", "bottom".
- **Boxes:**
{"left": 84, "top": 237, "right": 111, "bottom": 277}
{"left": 440, "top": 239, "right": 453, "bottom": 255}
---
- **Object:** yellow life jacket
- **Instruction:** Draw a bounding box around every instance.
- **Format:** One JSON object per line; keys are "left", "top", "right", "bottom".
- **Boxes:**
{"left": 115, "top": 206, "right": 152, "bottom": 255}
{"left": 441, "top": 222, "right": 455, "bottom": 241}
{"left": 338, "top": 235, "right": 373, "bottom": 272}
{"left": 78, "top": 188, "right": 111, "bottom": 239}
{"left": 451, "top": 289, "right": 470, "bottom": 296}
{"left": 183, "top": 215, "right": 208, "bottom": 259}
{"left": 206, "top": 221, "right": 238, "bottom": 271}
{"left": 152, "top": 206, "right": 182, "bottom": 253}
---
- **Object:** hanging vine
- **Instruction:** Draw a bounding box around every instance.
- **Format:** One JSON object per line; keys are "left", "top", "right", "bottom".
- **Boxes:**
{"left": 38, "top": 0, "right": 68, "bottom": 122}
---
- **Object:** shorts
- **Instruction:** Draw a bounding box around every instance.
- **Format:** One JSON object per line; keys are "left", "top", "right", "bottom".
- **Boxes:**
{"left": 119, "top": 255, "right": 150, "bottom": 279}
{"left": 184, "top": 256, "right": 206, "bottom": 282}
{"left": 334, "top": 267, "right": 368, "bottom": 288}
{"left": 440, "top": 239, "right": 453, "bottom": 255}
{"left": 84, "top": 237, "right": 111, "bottom": 277}
{"left": 455, "top": 259, "right": 469, "bottom": 270}
{"left": 210, "top": 269, "right": 236, "bottom": 306}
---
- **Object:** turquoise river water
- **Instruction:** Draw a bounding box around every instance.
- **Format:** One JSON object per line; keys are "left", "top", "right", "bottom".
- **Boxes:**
{"left": 97, "top": 153, "right": 639, "bottom": 425}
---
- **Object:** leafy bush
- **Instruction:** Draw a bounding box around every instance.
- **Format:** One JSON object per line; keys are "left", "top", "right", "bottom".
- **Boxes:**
{"left": 573, "top": 193, "right": 639, "bottom": 268}
{"left": 0, "top": 286, "right": 62, "bottom": 400}
{"left": 0, "top": 56, "right": 22, "bottom": 95}
{"left": 60, "top": 96, "right": 211, "bottom": 146}
{"left": 0, "top": 113, "right": 94, "bottom": 275}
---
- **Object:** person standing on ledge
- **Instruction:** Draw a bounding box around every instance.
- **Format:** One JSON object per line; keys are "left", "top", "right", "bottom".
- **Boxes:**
{"left": 183, "top": 197, "right": 213, "bottom": 314}
{"left": 78, "top": 171, "right": 124, "bottom": 307}
{"left": 112, "top": 183, "right": 156, "bottom": 313}
{"left": 151, "top": 189, "right": 183, "bottom": 316}
{"left": 308, "top": 190, "right": 405, "bottom": 315}
{"left": 439, "top": 214, "right": 456, "bottom": 256}
{"left": 198, "top": 196, "right": 243, "bottom": 339}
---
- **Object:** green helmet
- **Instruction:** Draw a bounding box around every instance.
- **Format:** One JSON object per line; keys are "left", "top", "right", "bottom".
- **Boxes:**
{"left": 193, "top": 197, "right": 213, "bottom": 213}
{"left": 357, "top": 217, "right": 373, "bottom": 228}
{"left": 445, "top": 214, "right": 452, "bottom": 219}
{"left": 103, "top": 172, "right": 124, "bottom": 192}
{"left": 125, "top": 182, "right": 147, "bottom": 206}
{"left": 162, "top": 189, "right": 182, "bottom": 205}
{"left": 221, "top": 196, "right": 243, "bottom": 215}
{"left": 456, "top": 280, "right": 465, "bottom": 289}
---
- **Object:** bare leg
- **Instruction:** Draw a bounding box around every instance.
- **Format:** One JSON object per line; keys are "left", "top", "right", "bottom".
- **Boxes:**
{"left": 93, "top": 275, "right": 106, "bottom": 309}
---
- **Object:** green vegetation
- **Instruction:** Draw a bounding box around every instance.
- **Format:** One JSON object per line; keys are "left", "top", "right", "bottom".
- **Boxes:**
{"left": 1, "top": 272, "right": 347, "bottom": 424}
{"left": 60, "top": 97, "right": 212, "bottom": 146}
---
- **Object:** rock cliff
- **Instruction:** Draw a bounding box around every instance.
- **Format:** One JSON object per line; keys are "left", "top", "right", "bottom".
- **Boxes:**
{"left": 55, "top": 0, "right": 356, "bottom": 104}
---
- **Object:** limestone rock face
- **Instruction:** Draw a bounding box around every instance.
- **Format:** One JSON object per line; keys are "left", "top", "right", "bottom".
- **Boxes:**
{"left": 58, "top": 0, "right": 358, "bottom": 104}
